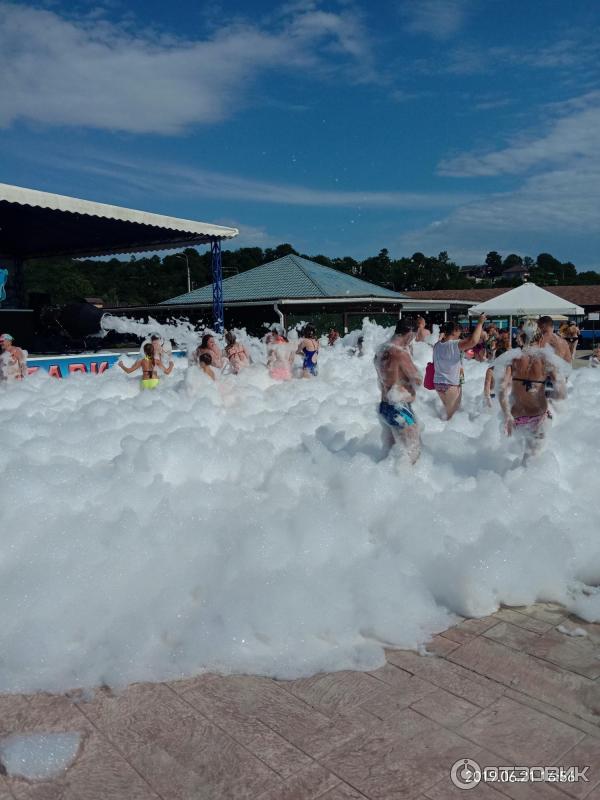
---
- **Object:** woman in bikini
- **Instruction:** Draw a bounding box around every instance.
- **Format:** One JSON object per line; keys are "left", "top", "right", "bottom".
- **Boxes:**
{"left": 297, "top": 324, "right": 320, "bottom": 378}
{"left": 118, "top": 343, "right": 173, "bottom": 389}
{"left": 224, "top": 331, "right": 251, "bottom": 374}
{"left": 499, "top": 323, "right": 562, "bottom": 462}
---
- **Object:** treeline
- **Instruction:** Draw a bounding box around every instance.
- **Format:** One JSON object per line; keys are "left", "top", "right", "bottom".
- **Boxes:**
{"left": 23, "top": 244, "right": 600, "bottom": 307}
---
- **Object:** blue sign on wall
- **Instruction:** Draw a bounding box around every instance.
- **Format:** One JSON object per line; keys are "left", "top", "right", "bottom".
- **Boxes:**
{"left": 27, "top": 350, "right": 186, "bottom": 378}
{"left": 0, "top": 268, "right": 8, "bottom": 302}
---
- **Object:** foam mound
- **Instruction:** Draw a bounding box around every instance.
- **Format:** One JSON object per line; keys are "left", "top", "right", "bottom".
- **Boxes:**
{"left": 1, "top": 321, "right": 599, "bottom": 693}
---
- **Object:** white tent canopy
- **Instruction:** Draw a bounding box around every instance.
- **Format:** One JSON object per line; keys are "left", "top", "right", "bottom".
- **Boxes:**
{"left": 468, "top": 282, "right": 584, "bottom": 317}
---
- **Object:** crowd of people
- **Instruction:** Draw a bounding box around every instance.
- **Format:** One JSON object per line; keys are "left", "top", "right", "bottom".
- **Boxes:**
{"left": 374, "top": 315, "right": 576, "bottom": 465}
{"left": 0, "top": 315, "right": 594, "bottom": 468}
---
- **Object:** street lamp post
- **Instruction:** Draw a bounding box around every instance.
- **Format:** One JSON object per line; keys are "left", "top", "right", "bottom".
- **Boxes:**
{"left": 176, "top": 252, "right": 191, "bottom": 293}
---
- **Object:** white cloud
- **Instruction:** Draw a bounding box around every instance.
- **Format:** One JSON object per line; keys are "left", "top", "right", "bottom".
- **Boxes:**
{"left": 401, "top": 0, "right": 470, "bottom": 40}
{"left": 396, "top": 89, "right": 600, "bottom": 264}
{"left": 439, "top": 93, "right": 600, "bottom": 176}
{"left": 0, "top": 2, "right": 374, "bottom": 134}
{"left": 39, "top": 150, "right": 477, "bottom": 209}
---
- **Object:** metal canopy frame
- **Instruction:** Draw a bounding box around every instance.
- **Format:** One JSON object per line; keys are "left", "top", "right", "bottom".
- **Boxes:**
{"left": 0, "top": 183, "right": 238, "bottom": 331}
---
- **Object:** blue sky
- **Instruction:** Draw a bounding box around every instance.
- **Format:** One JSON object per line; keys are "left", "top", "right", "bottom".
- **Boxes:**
{"left": 1, "top": 0, "right": 600, "bottom": 266}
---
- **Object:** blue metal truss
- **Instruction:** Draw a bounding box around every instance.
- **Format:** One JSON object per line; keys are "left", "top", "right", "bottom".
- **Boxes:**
{"left": 211, "top": 238, "right": 224, "bottom": 333}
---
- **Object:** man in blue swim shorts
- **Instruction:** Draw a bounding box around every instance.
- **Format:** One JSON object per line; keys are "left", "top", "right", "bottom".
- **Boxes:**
{"left": 374, "top": 321, "right": 422, "bottom": 464}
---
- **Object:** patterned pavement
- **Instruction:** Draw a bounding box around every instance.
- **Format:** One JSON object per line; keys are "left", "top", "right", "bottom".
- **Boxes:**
{"left": 1, "top": 603, "right": 599, "bottom": 799}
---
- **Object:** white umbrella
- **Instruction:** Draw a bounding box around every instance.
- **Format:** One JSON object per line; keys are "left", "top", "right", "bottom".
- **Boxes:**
{"left": 468, "top": 282, "right": 584, "bottom": 317}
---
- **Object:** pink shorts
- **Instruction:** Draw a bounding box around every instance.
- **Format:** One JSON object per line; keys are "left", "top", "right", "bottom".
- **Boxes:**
{"left": 434, "top": 383, "right": 459, "bottom": 393}
{"left": 514, "top": 413, "right": 546, "bottom": 429}
{"left": 270, "top": 366, "right": 291, "bottom": 381}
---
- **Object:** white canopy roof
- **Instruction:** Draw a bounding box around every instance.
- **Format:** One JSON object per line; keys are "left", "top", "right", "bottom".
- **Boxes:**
{"left": 468, "top": 282, "right": 584, "bottom": 317}
{"left": 0, "top": 182, "right": 238, "bottom": 259}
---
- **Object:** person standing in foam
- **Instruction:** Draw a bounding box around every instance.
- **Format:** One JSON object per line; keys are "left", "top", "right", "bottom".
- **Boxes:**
{"left": 432, "top": 315, "right": 486, "bottom": 420}
{"left": 118, "top": 342, "right": 173, "bottom": 389}
{"left": 197, "top": 353, "right": 216, "bottom": 381}
{"left": 537, "top": 316, "right": 571, "bottom": 364}
{"left": 0, "top": 333, "right": 27, "bottom": 382}
{"left": 499, "top": 321, "right": 564, "bottom": 463}
{"left": 224, "top": 331, "right": 251, "bottom": 374}
{"left": 415, "top": 316, "right": 431, "bottom": 343}
{"left": 195, "top": 333, "right": 224, "bottom": 369}
{"left": 297, "top": 324, "right": 320, "bottom": 378}
{"left": 374, "top": 320, "right": 422, "bottom": 464}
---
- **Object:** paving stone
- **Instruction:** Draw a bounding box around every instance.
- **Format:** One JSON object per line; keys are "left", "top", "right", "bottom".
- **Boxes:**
{"left": 322, "top": 712, "right": 477, "bottom": 800}
{"left": 456, "top": 696, "right": 584, "bottom": 763}
{"left": 447, "top": 636, "right": 599, "bottom": 719}
{"left": 170, "top": 684, "right": 313, "bottom": 779}
{"left": 364, "top": 665, "right": 438, "bottom": 719}
{"left": 558, "top": 619, "right": 600, "bottom": 646}
{"left": 77, "top": 681, "right": 280, "bottom": 800}
{"left": 174, "top": 671, "right": 370, "bottom": 761}
{"left": 0, "top": 696, "right": 33, "bottom": 736}
{"left": 525, "top": 630, "right": 600, "bottom": 680}
{"left": 483, "top": 622, "right": 542, "bottom": 652}
{"left": 517, "top": 604, "right": 568, "bottom": 626}
{"left": 475, "top": 749, "right": 580, "bottom": 799}
{"left": 425, "top": 774, "right": 506, "bottom": 798}
{"left": 256, "top": 763, "right": 340, "bottom": 800}
{"left": 492, "top": 609, "right": 554, "bottom": 634}
{"left": 0, "top": 778, "right": 14, "bottom": 800}
{"left": 452, "top": 617, "right": 500, "bottom": 636}
{"left": 439, "top": 628, "right": 477, "bottom": 645}
{"left": 504, "top": 689, "right": 600, "bottom": 740}
{"left": 557, "top": 735, "right": 600, "bottom": 798}
{"left": 412, "top": 689, "right": 481, "bottom": 728}
{"left": 280, "top": 670, "right": 385, "bottom": 718}
{"left": 385, "top": 649, "right": 505, "bottom": 709}
{"left": 425, "top": 636, "right": 462, "bottom": 657}
{"left": 319, "top": 783, "right": 370, "bottom": 799}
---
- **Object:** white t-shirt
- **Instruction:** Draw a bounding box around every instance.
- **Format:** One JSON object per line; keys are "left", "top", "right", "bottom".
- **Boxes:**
{"left": 433, "top": 340, "right": 461, "bottom": 385}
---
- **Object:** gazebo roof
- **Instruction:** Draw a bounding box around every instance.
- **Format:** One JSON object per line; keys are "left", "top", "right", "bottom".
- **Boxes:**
{"left": 163, "top": 254, "right": 406, "bottom": 305}
{"left": 0, "top": 183, "right": 238, "bottom": 260}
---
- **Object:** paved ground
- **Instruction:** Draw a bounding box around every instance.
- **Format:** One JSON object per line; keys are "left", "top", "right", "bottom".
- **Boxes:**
{"left": 1, "top": 603, "right": 599, "bottom": 799}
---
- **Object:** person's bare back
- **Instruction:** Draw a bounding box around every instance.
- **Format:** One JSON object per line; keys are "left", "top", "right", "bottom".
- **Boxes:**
{"left": 506, "top": 353, "right": 549, "bottom": 421}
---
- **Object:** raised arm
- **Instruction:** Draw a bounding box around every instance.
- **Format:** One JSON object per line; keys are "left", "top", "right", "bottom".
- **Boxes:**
{"left": 118, "top": 358, "right": 141, "bottom": 374}
{"left": 459, "top": 314, "right": 487, "bottom": 352}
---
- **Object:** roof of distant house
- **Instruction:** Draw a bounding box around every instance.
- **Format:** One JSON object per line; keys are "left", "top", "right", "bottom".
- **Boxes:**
{"left": 405, "top": 285, "right": 600, "bottom": 307}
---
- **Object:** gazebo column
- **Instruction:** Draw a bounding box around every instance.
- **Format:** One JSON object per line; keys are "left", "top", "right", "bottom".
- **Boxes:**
{"left": 210, "top": 239, "right": 224, "bottom": 333}
{"left": 343, "top": 312, "right": 348, "bottom": 333}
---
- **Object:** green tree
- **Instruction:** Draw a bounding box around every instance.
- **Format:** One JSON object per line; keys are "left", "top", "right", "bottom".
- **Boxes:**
{"left": 485, "top": 251, "right": 503, "bottom": 276}
{"left": 502, "top": 253, "right": 523, "bottom": 270}
{"left": 361, "top": 248, "right": 392, "bottom": 285}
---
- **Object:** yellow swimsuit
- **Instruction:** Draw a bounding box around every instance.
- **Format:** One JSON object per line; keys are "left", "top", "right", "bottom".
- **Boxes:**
{"left": 141, "top": 357, "right": 159, "bottom": 389}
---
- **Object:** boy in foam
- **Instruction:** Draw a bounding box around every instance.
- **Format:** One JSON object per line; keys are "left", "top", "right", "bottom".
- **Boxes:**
{"left": 499, "top": 320, "right": 564, "bottom": 463}
{"left": 0, "top": 333, "right": 27, "bottom": 382}
{"left": 374, "top": 321, "right": 422, "bottom": 464}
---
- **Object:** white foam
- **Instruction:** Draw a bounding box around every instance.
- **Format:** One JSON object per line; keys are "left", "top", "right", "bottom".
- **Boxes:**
{"left": 0, "top": 320, "right": 599, "bottom": 693}
{"left": 0, "top": 732, "right": 81, "bottom": 780}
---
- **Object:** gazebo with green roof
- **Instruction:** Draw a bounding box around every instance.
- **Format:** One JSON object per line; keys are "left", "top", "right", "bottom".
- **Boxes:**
{"left": 159, "top": 254, "right": 466, "bottom": 332}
